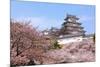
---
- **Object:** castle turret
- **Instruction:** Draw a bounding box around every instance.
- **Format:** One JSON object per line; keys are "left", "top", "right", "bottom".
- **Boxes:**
{"left": 60, "top": 14, "right": 86, "bottom": 36}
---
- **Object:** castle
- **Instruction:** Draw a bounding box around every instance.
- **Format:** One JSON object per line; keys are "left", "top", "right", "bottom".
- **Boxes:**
{"left": 42, "top": 14, "right": 93, "bottom": 44}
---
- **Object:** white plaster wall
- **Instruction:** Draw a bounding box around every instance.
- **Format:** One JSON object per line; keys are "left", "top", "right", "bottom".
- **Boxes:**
{"left": 58, "top": 37, "right": 83, "bottom": 44}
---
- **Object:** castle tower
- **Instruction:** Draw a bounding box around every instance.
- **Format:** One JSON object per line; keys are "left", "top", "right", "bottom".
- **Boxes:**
{"left": 60, "top": 14, "right": 86, "bottom": 36}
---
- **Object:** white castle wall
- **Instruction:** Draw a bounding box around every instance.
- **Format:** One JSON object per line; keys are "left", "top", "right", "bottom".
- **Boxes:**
{"left": 58, "top": 36, "right": 83, "bottom": 44}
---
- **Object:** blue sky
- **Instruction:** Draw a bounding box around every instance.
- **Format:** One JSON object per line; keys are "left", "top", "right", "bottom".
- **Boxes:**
{"left": 11, "top": 1, "right": 95, "bottom": 34}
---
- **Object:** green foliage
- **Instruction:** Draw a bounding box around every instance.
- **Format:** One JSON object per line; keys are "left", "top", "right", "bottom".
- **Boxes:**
{"left": 93, "top": 34, "right": 95, "bottom": 43}
{"left": 52, "top": 40, "right": 62, "bottom": 49}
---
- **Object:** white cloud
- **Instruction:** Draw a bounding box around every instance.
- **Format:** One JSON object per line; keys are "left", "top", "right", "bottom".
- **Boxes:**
{"left": 78, "top": 15, "right": 95, "bottom": 22}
